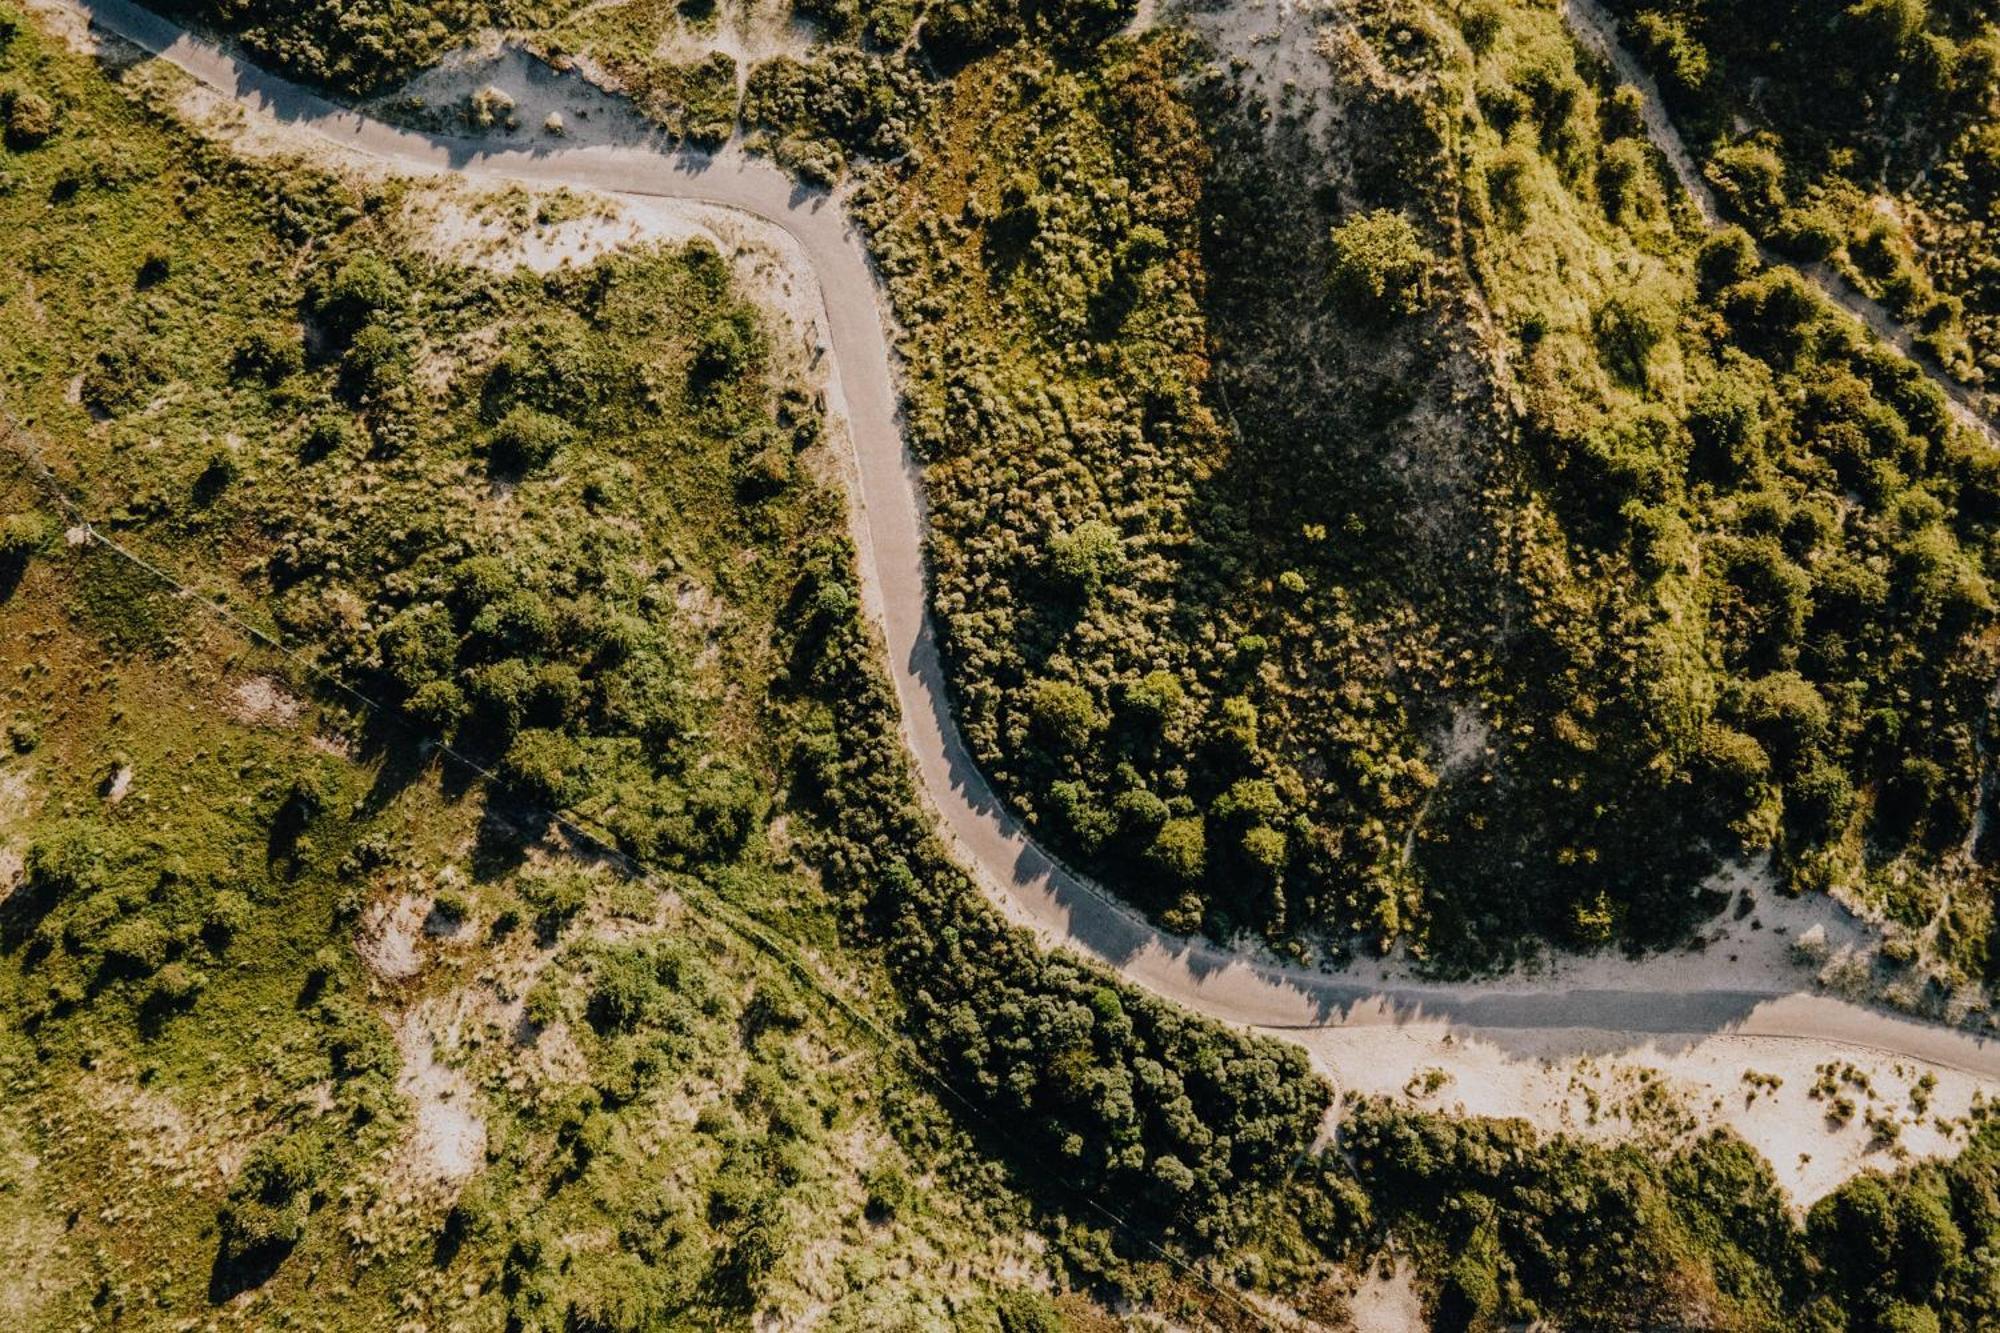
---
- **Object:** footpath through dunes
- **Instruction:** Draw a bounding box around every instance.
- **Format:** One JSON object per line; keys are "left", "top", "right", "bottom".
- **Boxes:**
{"left": 56, "top": 0, "right": 2000, "bottom": 1094}
{"left": 1561, "top": 0, "right": 1999, "bottom": 447}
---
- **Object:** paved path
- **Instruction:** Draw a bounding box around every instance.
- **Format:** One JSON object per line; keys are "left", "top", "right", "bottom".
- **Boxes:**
{"left": 62, "top": 0, "right": 2000, "bottom": 1081}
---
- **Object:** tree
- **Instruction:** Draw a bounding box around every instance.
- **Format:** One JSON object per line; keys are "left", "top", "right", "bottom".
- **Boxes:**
{"left": 1028, "top": 679, "right": 1102, "bottom": 755}
{"left": 1327, "top": 210, "right": 1434, "bottom": 320}
{"left": 1147, "top": 817, "right": 1206, "bottom": 885}
{"left": 500, "top": 728, "right": 583, "bottom": 808}
{"left": 1046, "top": 519, "right": 1124, "bottom": 599}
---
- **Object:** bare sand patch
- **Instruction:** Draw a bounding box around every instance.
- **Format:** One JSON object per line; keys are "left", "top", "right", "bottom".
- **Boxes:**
{"left": 229, "top": 675, "right": 302, "bottom": 727}
{"left": 358, "top": 894, "right": 429, "bottom": 981}
{"left": 1325, "top": 858, "right": 1868, "bottom": 999}
{"left": 403, "top": 180, "right": 714, "bottom": 274}
{"left": 0, "top": 1139, "right": 63, "bottom": 1326}
{"left": 0, "top": 766, "right": 33, "bottom": 901}
{"left": 394, "top": 1006, "right": 487, "bottom": 1185}
{"left": 1347, "top": 1256, "right": 1425, "bottom": 1332}
{"left": 1302, "top": 1022, "right": 1986, "bottom": 1207}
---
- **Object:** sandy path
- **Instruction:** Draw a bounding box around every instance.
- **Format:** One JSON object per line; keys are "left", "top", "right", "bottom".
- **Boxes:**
{"left": 57, "top": 0, "right": 2000, "bottom": 1178}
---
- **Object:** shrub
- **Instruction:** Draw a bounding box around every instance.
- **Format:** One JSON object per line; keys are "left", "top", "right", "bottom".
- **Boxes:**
{"left": 1147, "top": 816, "right": 1206, "bottom": 886}
{"left": 499, "top": 728, "right": 583, "bottom": 808}
{"left": 1027, "top": 679, "right": 1102, "bottom": 754}
{"left": 1696, "top": 227, "right": 1760, "bottom": 292}
{"left": 316, "top": 252, "right": 405, "bottom": 340}
{"left": 340, "top": 321, "right": 409, "bottom": 398}
{"left": 1, "top": 86, "right": 56, "bottom": 148}
{"left": 1327, "top": 210, "right": 1433, "bottom": 320}
{"left": 300, "top": 412, "right": 358, "bottom": 462}
{"left": 0, "top": 511, "right": 47, "bottom": 595}
{"left": 520, "top": 869, "right": 591, "bottom": 938}
{"left": 232, "top": 326, "right": 304, "bottom": 384}
{"left": 488, "top": 405, "right": 572, "bottom": 476}
{"left": 1046, "top": 519, "right": 1124, "bottom": 598}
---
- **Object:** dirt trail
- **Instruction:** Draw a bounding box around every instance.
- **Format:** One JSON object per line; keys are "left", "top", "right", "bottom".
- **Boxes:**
{"left": 1561, "top": 0, "right": 1997, "bottom": 446}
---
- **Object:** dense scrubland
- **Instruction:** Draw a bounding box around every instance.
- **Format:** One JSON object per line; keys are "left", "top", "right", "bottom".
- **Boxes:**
{"left": 832, "top": 0, "right": 2000, "bottom": 996}
{"left": 15, "top": 0, "right": 2000, "bottom": 1327}
{"left": 1606, "top": 0, "right": 2000, "bottom": 403}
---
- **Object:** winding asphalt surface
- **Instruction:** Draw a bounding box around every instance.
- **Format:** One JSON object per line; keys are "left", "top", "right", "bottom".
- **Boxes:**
{"left": 64, "top": 0, "right": 2000, "bottom": 1080}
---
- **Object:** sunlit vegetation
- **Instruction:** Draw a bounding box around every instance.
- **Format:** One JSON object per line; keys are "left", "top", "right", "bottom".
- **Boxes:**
{"left": 0, "top": 9, "right": 1343, "bottom": 1323}
{"left": 15, "top": 0, "right": 2000, "bottom": 1325}
{"left": 829, "top": 0, "right": 2000, "bottom": 992}
{"left": 1606, "top": 0, "right": 2000, "bottom": 393}
{"left": 1342, "top": 1096, "right": 2000, "bottom": 1331}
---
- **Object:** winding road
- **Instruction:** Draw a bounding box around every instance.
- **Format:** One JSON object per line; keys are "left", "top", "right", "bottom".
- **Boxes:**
{"left": 57, "top": 0, "right": 2000, "bottom": 1087}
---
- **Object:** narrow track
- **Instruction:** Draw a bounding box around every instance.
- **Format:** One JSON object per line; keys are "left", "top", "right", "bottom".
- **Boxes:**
{"left": 1562, "top": 0, "right": 1998, "bottom": 446}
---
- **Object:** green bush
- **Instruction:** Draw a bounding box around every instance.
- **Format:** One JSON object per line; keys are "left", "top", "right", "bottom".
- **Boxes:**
{"left": 1, "top": 85, "right": 56, "bottom": 148}
{"left": 488, "top": 405, "right": 573, "bottom": 476}
{"left": 1327, "top": 209, "right": 1433, "bottom": 319}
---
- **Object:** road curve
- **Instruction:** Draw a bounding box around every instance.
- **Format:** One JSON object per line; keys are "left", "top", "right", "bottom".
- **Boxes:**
{"left": 61, "top": 0, "right": 2000, "bottom": 1081}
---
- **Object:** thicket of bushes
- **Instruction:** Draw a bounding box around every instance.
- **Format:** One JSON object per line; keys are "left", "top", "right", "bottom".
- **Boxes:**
{"left": 1348, "top": 1098, "right": 2000, "bottom": 1332}
{"left": 7, "top": 7, "right": 1334, "bottom": 1283}
{"left": 1607, "top": 0, "right": 2000, "bottom": 387}
{"left": 838, "top": 0, "right": 2000, "bottom": 984}
{"left": 164, "top": 0, "right": 552, "bottom": 94}
{"left": 777, "top": 522, "right": 1331, "bottom": 1245}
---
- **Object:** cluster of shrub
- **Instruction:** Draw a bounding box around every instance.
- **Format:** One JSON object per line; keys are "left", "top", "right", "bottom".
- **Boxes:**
{"left": 1347, "top": 1097, "right": 2000, "bottom": 1332}
{"left": 164, "top": 0, "right": 547, "bottom": 95}
{"left": 777, "top": 522, "right": 1332, "bottom": 1247}
{"left": 840, "top": 0, "right": 2000, "bottom": 983}
{"left": 221, "top": 241, "right": 800, "bottom": 866}
{"left": 740, "top": 48, "right": 930, "bottom": 185}
{"left": 6, "top": 782, "right": 402, "bottom": 1296}
{"left": 1607, "top": 0, "right": 2000, "bottom": 386}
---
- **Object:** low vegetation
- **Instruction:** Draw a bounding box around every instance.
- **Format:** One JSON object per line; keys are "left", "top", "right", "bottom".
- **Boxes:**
{"left": 832, "top": 0, "right": 2000, "bottom": 990}
{"left": 1606, "top": 0, "right": 2000, "bottom": 397}
{"left": 14, "top": 0, "right": 2000, "bottom": 1326}
{"left": 1341, "top": 1096, "right": 2000, "bottom": 1331}
{"left": 0, "top": 8, "right": 1334, "bottom": 1323}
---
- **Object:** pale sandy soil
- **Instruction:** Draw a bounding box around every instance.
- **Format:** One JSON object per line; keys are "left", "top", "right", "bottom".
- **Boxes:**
{"left": 374, "top": 40, "right": 662, "bottom": 144}
{"left": 0, "top": 766, "right": 33, "bottom": 901}
{"left": 1285, "top": 869, "right": 1989, "bottom": 1207}
{"left": 228, "top": 675, "right": 302, "bottom": 727}
{"left": 1176, "top": 0, "right": 1352, "bottom": 142}
{"left": 357, "top": 894, "right": 428, "bottom": 982}
{"left": 1303, "top": 1021, "right": 1985, "bottom": 1207}
{"left": 1340, "top": 859, "right": 1869, "bottom": 997}
{"left": 0, "top": 1140, "right": 62, "bottom": 1328}
{"left": 393, "top": 1004, "right": 487, "bottom": 1185}
{"left": 643, "top": 0, "right": 816, "bottom": 74}
{"left": 1346, "top": 1256, "right": 1425, "bottom": 1332}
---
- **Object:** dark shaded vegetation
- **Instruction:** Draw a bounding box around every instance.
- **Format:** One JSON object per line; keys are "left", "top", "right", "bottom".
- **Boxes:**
{"left": 160, "top": 0, "right": 550, "bottom": 94}
{"left": 845, "top": 0, "right": 2000, "bottom": 983}
{"left": 0, "top": 12, "right": 1335, "bottom": 1324}
{"left": 776, "top": 522, "right": 1331, "bottom": 1246}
